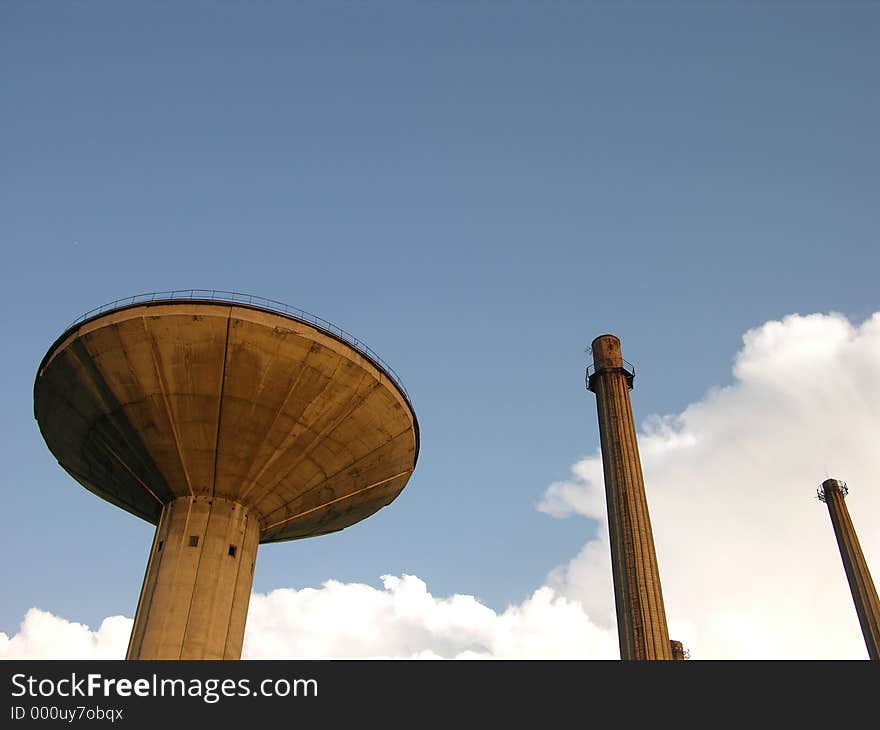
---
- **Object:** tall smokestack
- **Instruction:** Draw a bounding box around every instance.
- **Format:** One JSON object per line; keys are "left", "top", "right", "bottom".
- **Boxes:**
{"left": 586, "top": 334, "right": 672, "bottom": 660}
{"left": 817, "top": 479, "right": 880, "bottom": 660}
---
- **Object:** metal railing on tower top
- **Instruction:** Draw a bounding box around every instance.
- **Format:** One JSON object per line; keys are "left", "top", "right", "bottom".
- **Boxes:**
{"left": 585, "top": 357, "right": 636, "bottom": 392}
{"left": 68, "top": 289, "right": 411, "bottom": 400}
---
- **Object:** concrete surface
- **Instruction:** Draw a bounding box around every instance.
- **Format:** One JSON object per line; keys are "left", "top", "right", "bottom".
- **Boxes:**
{"left": 819, "top": 478, "right": 880, "bottom": 660}
{"left": 588, "top": 334, "right": 673, "bottom": 660}
{"left": 34, "top": 301, "right": 419, "bottom": 658}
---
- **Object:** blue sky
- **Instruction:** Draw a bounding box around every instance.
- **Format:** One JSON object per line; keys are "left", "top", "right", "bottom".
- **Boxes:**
{"left": 2, "top": 2, "right": 878, "bottom": 651}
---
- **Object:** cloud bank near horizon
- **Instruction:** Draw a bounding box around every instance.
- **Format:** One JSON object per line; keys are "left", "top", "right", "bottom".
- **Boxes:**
{"left": 0, "top": 580, "right": 618, "bottom": 660}
{"left": 3, "top": 311, "right": 878, "bottom": 659}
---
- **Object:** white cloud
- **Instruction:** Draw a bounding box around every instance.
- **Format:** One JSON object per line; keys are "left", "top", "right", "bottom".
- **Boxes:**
{"left": 4, "top": 311, "right": 878, "bottom": 659}
{"left": 0, "top": 580, "right": 617, "bottom": 660}
{"left": 243, "top": 575, "right": 617, "bottom": 659}
{"left": 0, "top": 609, "right": 132, "bottom": 659}
{"left": 539, "top": 311, "right": 880, "bottom": 659}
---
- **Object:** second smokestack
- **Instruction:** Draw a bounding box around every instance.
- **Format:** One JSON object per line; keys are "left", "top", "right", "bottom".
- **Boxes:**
{"left": 587, "top": 334, "right": 672, "bottom": 660}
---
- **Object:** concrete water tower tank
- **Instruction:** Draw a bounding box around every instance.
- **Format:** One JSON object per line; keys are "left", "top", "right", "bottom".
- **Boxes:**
{"left": 34, "top": 291, "right": 419, "bottom": 659}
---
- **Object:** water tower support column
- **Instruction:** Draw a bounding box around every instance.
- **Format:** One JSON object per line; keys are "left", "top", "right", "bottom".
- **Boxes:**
{"left": 126, "top": 496, "right": 261, "bottom": 660}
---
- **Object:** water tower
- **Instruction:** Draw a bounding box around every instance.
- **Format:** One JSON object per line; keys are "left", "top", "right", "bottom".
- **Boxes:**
{"left": 33, "top": 291, "right": 419, "bottom": 659}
